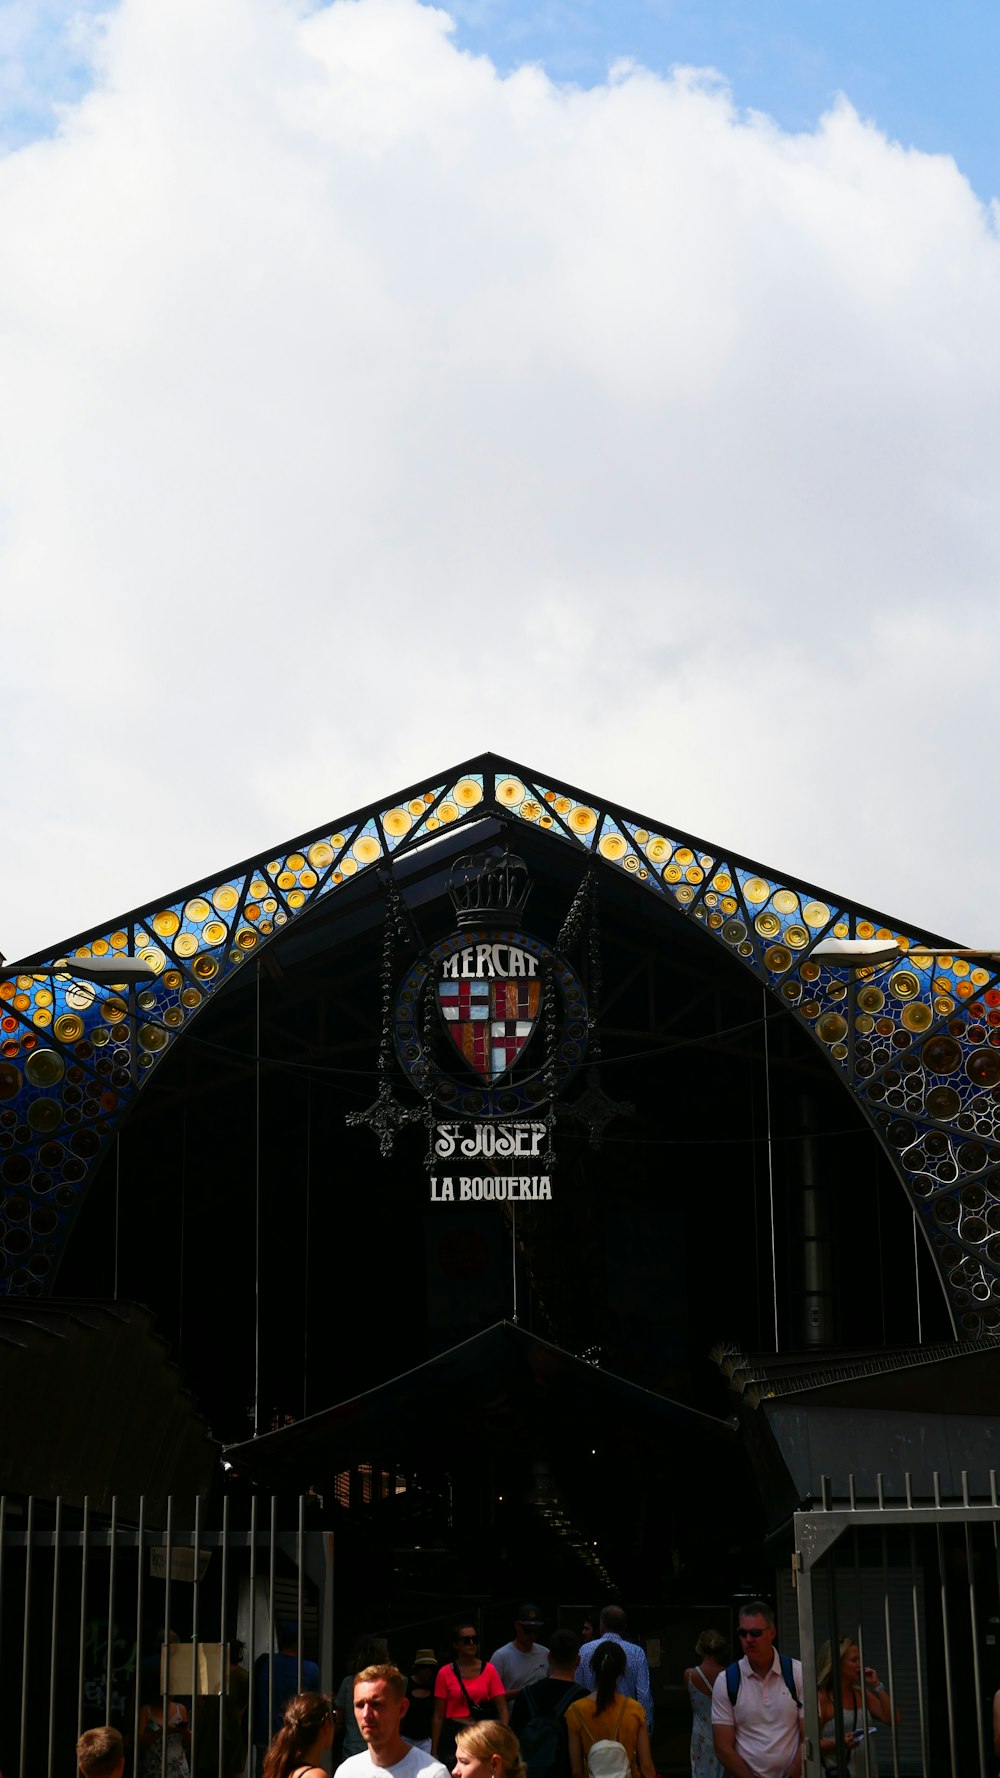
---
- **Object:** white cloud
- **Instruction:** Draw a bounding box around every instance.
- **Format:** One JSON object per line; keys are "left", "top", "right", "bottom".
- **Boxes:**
{"left": 2, "top": 0, "right": 1000, "bottom": 956}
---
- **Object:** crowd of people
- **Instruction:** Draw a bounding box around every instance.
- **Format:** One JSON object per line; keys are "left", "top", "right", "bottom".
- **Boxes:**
{"left": 684, "top": 1599, "right": 900, "bottom": 1778}
{"left": 231, "top": 1602, "right": 657, "bottom": 1778}
{"left": 71, "top": 1596, "right": 908, "bottom": 1778}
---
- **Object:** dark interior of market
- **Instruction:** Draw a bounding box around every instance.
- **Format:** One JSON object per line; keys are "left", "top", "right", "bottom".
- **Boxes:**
{"left": 50, "top": 819, "right": 950, "bottom": 1618}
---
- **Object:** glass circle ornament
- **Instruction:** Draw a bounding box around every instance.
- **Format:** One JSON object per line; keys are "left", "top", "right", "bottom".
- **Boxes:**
{"left": 764, "top": 945, "right": 792, "bottom": 973}
{"left": 967, "top": 1050, "right": 1000, "bottom": 1088}
{"left": 901, "top": 1002, "right": 934, "bottom": 1033}
{"left": 927, "top": 1086, "right": 961, "bottom": 1120}
{"left": 453, "top": 778, "right": 483, "bottom": 808}
{"left": 802, "top": 901, "right": 831, "bottom": 927}
{"left": 496, "top": 778, "right": 525, "bottom": 806}
{"left": 27, "top": 1098, "right": 61, "bottom": 1133}
{"left": 922, "top": 1035, "right": 963, "bottom": 1074}
{"left": 24, "top": 1050, "right": 65, "bottom": 1088}
{"left": 889, "top": 971, "right": 920, "bottom": 999}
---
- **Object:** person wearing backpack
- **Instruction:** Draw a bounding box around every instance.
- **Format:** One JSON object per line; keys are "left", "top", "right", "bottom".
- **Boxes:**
{"left": 710, "top": 1602, "right": 803, "bottom": 1778}
{"left": 565, "top": 1643, "right": 655, "bottom": 1778}
{"left": 510, "top": 1631, "right": 588, "bottom": 1778}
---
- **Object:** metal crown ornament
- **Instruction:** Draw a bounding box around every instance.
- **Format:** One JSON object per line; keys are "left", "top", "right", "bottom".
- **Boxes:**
{"left": 448, "top": 846, "right": 531, "bottom": 927}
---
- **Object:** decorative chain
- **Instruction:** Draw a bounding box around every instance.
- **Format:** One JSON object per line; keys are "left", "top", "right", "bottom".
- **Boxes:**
{"left": 586, "top": 873, "right": 602, "bottom": 1063}
{"left": 345, "top": 870, "right": 423, "bottom": 1156}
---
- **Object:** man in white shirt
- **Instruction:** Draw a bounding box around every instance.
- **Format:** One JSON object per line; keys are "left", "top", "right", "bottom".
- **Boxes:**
{"left": 711, "top": 1602, "right": 803, "bottom": 1778}
{"left": 339, "top": 1665, "right": 451, "bottom": 1778}
{"left": 490, "top": 1604, "right": 550, "bottom": 1698}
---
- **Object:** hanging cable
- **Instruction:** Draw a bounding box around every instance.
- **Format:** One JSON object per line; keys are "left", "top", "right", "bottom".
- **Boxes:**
{"left": 303, "top": 1075, "right": 311, "bottom": 1419}
{"left": 749, "top": 1053, "right": 761, "bottom": 1350}
{"left": 254, "top": 959, "right": 261, "bottom": 1438}
{"left": 511, "top": 1202, "right": 518, "bottom": 1324}
{"left": 179, "top": 1109, "right": 187, "bottom": 1361}
{"left": 763, "top": 988, "right": 779, "bottom": 1352}
{"left": 913, "top": 1211, "right": 924, "bottom": 1345}
{"left": 113, "top": 1134, "right": 120, "bottom": 1303}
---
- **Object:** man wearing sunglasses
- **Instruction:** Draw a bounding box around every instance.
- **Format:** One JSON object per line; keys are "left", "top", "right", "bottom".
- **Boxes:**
{"left": 710, "top": 1602, "right": 803, "bottom": 1778}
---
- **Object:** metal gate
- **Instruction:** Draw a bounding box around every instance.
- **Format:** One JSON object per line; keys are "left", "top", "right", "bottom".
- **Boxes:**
{"left": 0, "top": 1494, "right": 333, "bottom": 1778}
{"left": 795, "top": 1472, "right": 1000, "bottom": 1778}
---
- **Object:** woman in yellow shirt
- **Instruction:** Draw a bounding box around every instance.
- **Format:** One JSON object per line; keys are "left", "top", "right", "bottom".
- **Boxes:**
{"left": 566, "top": 1644, "right": 655, "bottom": 1778}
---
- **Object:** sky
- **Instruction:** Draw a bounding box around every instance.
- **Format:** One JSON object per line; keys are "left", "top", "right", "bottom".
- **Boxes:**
{"left": 2, "top": 0, "right": 1000, "bottom": 958}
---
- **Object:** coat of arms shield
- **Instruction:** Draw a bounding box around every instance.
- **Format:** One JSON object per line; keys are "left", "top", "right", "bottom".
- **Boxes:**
{"left": 437, "top": 973, "right": 542, "bottom": 1084}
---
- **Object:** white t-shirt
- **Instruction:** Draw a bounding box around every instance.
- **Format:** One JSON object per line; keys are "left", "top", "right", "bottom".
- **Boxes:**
{"left": 338, "top": 1746, "right": 451, "bottom": 1778}
{"left": 710, "top": 1654, "right": 803, "bottom": 1778}
{"left": 489, "top": 1641, "right": 550, "bottom": 1691}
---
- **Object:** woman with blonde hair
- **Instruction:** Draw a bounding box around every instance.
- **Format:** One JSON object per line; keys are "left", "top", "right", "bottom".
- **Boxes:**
{"left": 452, "top": 1720, "right": 526, "bottom": 1778}
{"left": 816, "top": 1639, "right": 898, "bottom": 1774}
{"left": 260, "top": 1692, "right": 334, "bottom": 1778}
{"left": 683, "top": 1629, "right": 728, "bottom": 1778}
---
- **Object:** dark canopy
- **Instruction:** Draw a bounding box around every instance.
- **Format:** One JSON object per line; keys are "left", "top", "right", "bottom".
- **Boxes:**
{"left": 225, "top": 1319, "right": 736, "bottom": 1486}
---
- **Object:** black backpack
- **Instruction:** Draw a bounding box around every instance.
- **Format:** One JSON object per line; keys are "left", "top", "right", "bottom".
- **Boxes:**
{"left": 517, "top": 1683, "right": 582, "bottom": 1778}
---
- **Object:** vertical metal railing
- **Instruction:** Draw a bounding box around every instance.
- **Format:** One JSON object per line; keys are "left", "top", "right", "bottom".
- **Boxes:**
{"left": 47, "top": 1495, "right": 62, "bottom": 1778}
{"left": 133, "top": 1495, "right": 145, "bottom": 1778}
{"left": 268, "top": 1494, "right": 277, "bottom": 1743}
{"left": 218, "top": 1495, "right": 230, "bottom": 1778}
{"left": 0, "top": 1487, "right": 323, "bottom": 1769}
{"left": 162, "top": 1495, "right": 173, "bottom": 1778}
{"left": 247, "top": 1492, "right": 258, "bottom": 1768}
{"left": 191, "top": 1494, "right": 202, "bottom": 1778}
{"left": 796, "top": 1469, "right": 1000, "bottom": 1778}
{"left": 297, "top": 1493, "right": 305, "bottom": 1696}
{"left": 106, "top": 1495, "right": 118, "bottom": 1730}
{"left": 78, "top": 1496, "right": 90, "bottom": 1739}
{"left": 0, "top": 1495, "right": 6, "bottom": 1736}
{"left": 19, "top": 1494, "right": 34, "bottom": 1778}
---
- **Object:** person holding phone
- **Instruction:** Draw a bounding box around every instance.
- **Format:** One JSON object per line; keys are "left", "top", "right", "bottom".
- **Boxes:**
{"left": 816, "top": 1639, "right": 899, "bottom": 1774}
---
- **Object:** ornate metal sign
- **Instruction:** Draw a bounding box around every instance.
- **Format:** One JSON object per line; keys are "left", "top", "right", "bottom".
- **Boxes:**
{"left": 390, "top": 847, "right": 589, "bottom": 1198}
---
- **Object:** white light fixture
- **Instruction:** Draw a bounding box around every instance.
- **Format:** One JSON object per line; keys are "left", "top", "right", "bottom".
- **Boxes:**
{"left": 811, "top": 938, "right": 1000, "bottom": 971}
{"left": 810, "top": 938, "right": 904, "bottom": 969}
{"left": 4, "top": 954, "right": 158, "bottom": 984}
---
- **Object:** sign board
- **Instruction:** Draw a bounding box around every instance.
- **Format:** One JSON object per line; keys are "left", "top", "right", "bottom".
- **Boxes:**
{"left": 150, "top": 1545, "right": 212, "bottom": 1583}
{"left": 161, "top": 1642, "right": 229, "bottom": 1697}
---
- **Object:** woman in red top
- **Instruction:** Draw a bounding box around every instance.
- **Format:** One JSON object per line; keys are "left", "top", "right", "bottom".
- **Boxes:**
{"left": 432, "top": 1622, "right": 508, "bottom": 1771}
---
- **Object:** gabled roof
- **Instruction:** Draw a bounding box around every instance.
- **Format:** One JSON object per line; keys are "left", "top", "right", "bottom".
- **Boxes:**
{"left": 224, "top": 1320, "right": 736, "bottom": 1485}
